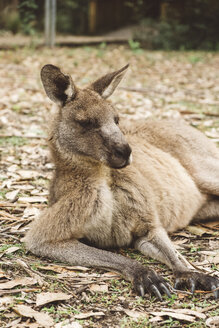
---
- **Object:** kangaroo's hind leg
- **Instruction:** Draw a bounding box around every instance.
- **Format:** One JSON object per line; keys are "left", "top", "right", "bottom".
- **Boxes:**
{"left": 135, "top": 227, "right": 219, "bottom": 298}
{"left": 194, "top": 196, "right": 219, "bottom": 221}
{"left": 192, "top": 157, "right": 219, "bottom": 196}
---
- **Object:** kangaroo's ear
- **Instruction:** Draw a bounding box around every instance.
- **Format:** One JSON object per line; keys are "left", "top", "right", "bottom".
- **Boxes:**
{"left": 89, "top": 64, "right": 129, "bottom": 99}
{"left": 41, "top": 64, "right": 76, "bottom": 105}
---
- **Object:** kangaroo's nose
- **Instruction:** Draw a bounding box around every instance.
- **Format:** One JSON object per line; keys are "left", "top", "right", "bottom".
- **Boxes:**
{"left": 114, "top": 144, "right": 132, "bottom": 161}
{"left": 109, "top": 143, "right": 132, "bottom": 169}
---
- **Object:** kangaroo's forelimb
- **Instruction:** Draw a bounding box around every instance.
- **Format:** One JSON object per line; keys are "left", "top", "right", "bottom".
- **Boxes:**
{"left": 27, "top": 238, "right": 171, "bottom": 300}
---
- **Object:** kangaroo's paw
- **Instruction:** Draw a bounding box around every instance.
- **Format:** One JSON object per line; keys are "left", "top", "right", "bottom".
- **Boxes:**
{"left": 132, "top": 267, "right": 172, "bottom": 300}
{"left": 174, "top": 271, "right": 219, "bottom": 299}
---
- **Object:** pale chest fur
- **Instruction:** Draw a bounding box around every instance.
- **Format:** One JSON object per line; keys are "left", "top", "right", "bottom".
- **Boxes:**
{"left": 83, "top": 179, "right": 134, "bottom": 248}
{"left": 83, "top": 181, "right": 114, "bottom": 247}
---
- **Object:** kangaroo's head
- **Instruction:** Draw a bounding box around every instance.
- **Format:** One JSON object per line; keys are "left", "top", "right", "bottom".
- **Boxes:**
{"left": 41, "top": 64, "right": 132, "bottom": 169}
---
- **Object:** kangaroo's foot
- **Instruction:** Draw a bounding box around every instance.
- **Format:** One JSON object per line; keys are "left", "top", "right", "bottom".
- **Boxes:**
{"left": 130, "top": 265, "right": 171, "bottom": 300}
{"left": 135, "top": 228, "right": 219, "bottom": 299}
{"left": 174, "top": 271, "right": 219, "bottom": 299}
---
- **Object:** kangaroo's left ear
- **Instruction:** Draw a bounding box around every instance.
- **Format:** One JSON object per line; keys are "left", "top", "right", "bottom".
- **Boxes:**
{"left": 89, "top": 64, "right": 129, "bottom": 99}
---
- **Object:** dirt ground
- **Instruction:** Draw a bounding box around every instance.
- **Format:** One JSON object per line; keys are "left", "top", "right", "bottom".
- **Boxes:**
{"left": 0, "top": 28, "right": 133, "bottom": 49}
{"left": 0, "top": 45, "right": 219, "bottom": 328}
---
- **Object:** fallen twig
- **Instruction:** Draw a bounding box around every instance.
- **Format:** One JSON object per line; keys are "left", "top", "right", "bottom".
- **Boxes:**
{"left": 0, "top": 232, "right": 21, "bottom": 241}
{"left": 0, "top": 210, "right": 20, "bottom": 220}
{"left": 16, "top": 259, "right": 47, "bottom": 287}
{"left": 200, "top": 302, "right": 219, "bottom": 313}
{"left": 0, "top": 288, "right": 40, "bottom": 295}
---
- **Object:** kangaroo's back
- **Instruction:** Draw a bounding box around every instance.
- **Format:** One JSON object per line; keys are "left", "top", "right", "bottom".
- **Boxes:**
{"left": 125, "top": 118, "right": 219, "bottom": 196}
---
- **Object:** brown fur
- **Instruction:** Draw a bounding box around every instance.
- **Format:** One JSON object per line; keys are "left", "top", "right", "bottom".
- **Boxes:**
{"left": 24, "top": 64, "right": 219, "bottom": 299}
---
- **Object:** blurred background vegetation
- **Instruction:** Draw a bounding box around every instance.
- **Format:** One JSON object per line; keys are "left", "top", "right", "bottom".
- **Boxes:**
{"left": 0, "top": 0, "right": 219, "bottom": 50}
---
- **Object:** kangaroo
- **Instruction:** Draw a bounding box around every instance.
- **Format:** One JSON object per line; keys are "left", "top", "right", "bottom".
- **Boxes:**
{"left": 24, "top": 64, "right": 219, "bottom": 300}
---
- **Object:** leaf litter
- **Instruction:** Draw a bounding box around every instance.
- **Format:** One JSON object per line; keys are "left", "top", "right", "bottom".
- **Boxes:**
{"left": 36, "top": 292, "right": 72, "bottom": 307}
{"left": 13, "top": 304, "right": 54, "bottom": 327}
{"left": 0, "top": 46, "right": 218, "bottom": 327}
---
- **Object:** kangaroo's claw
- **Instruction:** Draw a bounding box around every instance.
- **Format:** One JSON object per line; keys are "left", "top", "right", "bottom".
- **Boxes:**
{"left": 133, "top": 266, "right": 172, "bottom": 300}
{"left": 174, "top": 271, "right": 219, "bottom": 299}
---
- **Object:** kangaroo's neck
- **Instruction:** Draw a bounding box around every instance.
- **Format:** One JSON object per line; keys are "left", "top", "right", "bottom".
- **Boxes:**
{"left": 50, "top": 145, "right": 112, "bottom": 182}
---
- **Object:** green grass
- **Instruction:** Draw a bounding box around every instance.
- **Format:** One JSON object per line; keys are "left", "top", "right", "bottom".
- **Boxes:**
{"left": 188, "top": 55, "right": 205, "bottom": 64}
{"left": 121, "top": 317, "right": 150, "bottom": 328}
{"left": 11, "top": 104, "right": 22, "bottom": 113}
{"left": 0, "top": 244, "right": 14, "bottom": 252}
{"left": 0, "top": 190, "right": 7, "bottom": 199}
{"left": 0, "top": 243, "right": 25, "bottom": 257}
{"left": 0, "top": 136, "right": 28, "bottom": 147}
{"left": 42, "top": 304, "right": 83, "bottom": 318}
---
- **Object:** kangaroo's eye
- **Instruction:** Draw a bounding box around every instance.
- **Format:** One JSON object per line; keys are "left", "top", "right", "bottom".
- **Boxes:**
{"left": 114, "top": 116, "right": 119, "bottom": 125}
{"left": 78, "top": 119, "right": 92, "bottom": 129}
{"left": 78, "top": 119, "right": 99, "bottom": 129}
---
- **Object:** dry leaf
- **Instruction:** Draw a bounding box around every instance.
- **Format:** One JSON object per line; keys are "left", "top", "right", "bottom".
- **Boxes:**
{"left": 36, "top": 292, "right": 72, "bottom": 307}
{"left": 212, "top": 255, "right": 219, "bottom": 264}
{"left": 17, "top": 170, "right": 39, "bottom": 180}
{"left": 23, "top": 206, "right": 40, "bottom": 218}
{"left": 14, "top": 304, "right": 54, "bottom": 327}
{"left": 151, "top": 311, "right": 195, "bottom": 322}
{"left": 64, "top": 265, "right": 90, "bottom": 271}
{"left": 206, "top": 251, "right": 219, "bottom": 265}
{"left": 3, "top": 312, "right": 16, "bottom": 319}
{"left": 123, "top": 309, "right": 147, "bottom": 319}
{"left": 5, "top": 190, "right": 19, "bottom": 202}
{"left": 5, "top": 246, "right": 20, "bottom": 254}
{"left": 201, "top": 221, "right": 219, "bottom": 230}
{"left": 172, "top": 231, "right": 192, "bottom": 238}
{"left": 149, "top": 316, "right": 162, "bottom": 323}
{"left": 186, "top": 225, "right": 212, "bottom": 236}
{"left": 0, "top": 277, "right": 37, "bottom": 289}
{"left": 205, "top": 131, "right": 219, "bottom": 138}
{"left": 10, "top": 222, "right": 26, "bottom": 233}
{"left": 173, "top": 238, "right": 188, "bottom": 245}
{"left": 0, "top": 270, "right": 7, "bottom": 279}
{"left": 102, "top": 271, "right": 120, "bottom": 277}
{"left": 38, "top": 264, "right": 89, "bottom": 274}
{"left": 34, "top": 312, "right": 54, "bottom": 327}
{"left": 161, "top": 308, "right": 206, "bottom": 320}
{"left": 18, "top": 196, "right": 47, "bottom": 203}
{"left": 55, "top": 321, "right": 82, "bottom": 328}
{"left": 74, "top": 311, "right": 105, "bottom": 319}
{"left": 89, "top": 284, "right": 108, "bottom": 293}
{"left": 7, "top": 165, "right": 19, "bottom": 173}
{"left": 6, "top": 318, "right": 23, "bottom": 327}
{"left": 0, "top": 296, "right": 14, "bottom": 305}
{"left": 200, "top": 251, "right": 218, "bottom": 256}
{"left": 206, "top": 316, "right": 219, "bottom": 327}
{"left": 177, "top": 292, "right": 187, "bottom": 299}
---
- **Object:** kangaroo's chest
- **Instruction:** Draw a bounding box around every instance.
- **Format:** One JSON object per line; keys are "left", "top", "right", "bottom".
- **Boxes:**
{"left": 82, "top": 180, "right": 135, "bottom": 248}
{"left": 82, "top": 181, "right": 115, "bottom": 247}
